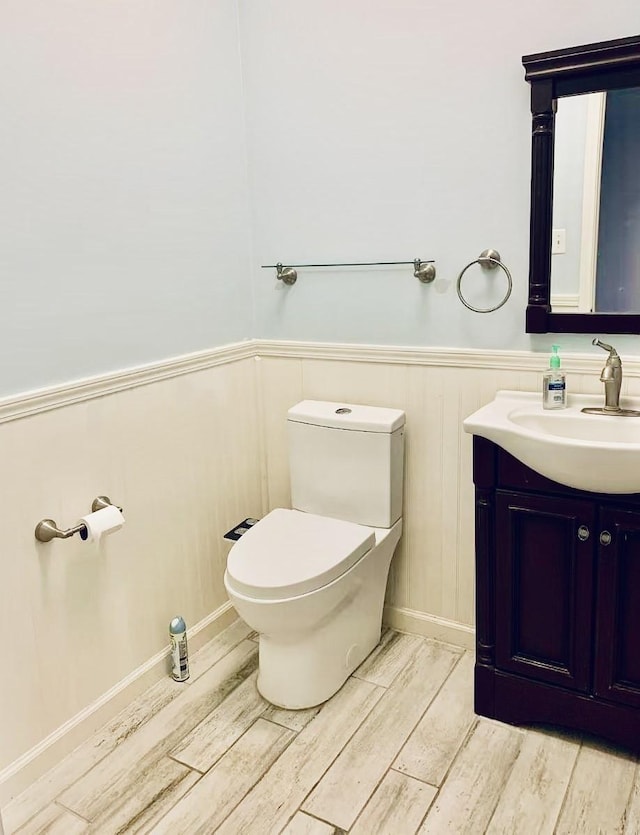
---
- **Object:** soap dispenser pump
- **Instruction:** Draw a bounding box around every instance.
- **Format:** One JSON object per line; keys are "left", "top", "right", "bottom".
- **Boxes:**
{"left": 542, "top": 344, "right": 567, "bottom": 410}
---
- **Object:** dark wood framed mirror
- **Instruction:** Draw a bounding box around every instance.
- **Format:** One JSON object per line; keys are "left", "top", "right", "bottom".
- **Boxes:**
{"left": 523, "top": 35, "right": 640, "bottom": 333}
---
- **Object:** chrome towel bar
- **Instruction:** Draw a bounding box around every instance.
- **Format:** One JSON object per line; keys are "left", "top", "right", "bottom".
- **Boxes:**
{"left": 262, "top": 259, "right": 436, "bottom": 285}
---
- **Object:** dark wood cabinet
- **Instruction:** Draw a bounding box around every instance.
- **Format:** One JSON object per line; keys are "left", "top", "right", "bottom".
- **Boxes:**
{"left": 495, "top": 491, "right": 595, "bottom": 693}
{"left": 593, "top": 506, "right": 640, "bottom": 710}
{"left": 473, "top": 436, "right": 640, "bottom": 754}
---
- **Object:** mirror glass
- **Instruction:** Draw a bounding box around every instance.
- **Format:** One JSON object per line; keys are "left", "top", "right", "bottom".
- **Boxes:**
{"left": 550, "top": 86, "right": 640, "bottom": 314}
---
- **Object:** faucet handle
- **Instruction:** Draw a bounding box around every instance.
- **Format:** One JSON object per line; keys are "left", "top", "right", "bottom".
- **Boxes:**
{"left": 592, "top": 338, "right": 619, "bottom": 358}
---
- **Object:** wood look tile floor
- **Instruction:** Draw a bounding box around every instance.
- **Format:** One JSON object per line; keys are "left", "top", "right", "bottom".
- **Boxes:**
{"left": 4, "top": 620, "right": 640, "bottom": 834}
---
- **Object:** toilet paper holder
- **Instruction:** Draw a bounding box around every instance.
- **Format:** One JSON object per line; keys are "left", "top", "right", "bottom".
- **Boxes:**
{"left": 35, "top": 496, "right": 123, "bottom": 543}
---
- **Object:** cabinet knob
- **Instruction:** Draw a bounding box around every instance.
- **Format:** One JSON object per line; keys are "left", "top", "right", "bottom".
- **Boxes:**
{"left": 600, "top": 530, "right": 612, "bottom": 546}
{"left": 577, "top": 525, "right": 590, "bottom": 541}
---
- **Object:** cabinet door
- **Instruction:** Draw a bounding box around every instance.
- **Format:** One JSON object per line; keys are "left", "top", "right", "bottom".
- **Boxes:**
{"left": 495, "top": 491, "right": 595, "bottom": 691}
{"left": 594, "top": 506, "right": 640, "bottom": 708}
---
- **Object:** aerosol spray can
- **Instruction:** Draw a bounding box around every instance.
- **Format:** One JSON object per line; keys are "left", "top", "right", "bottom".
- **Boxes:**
{"left": 169, "top": 616, "right": 190, "bottom": 682}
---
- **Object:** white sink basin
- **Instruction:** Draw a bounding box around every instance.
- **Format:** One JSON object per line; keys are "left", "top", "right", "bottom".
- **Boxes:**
{"left": 463, "top": 390, "right": 640, "bottom": 494}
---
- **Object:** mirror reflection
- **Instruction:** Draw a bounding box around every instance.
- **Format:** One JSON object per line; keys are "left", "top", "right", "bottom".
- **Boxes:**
{"left": 551, "top": 87, "right": 640, "bottom": 313}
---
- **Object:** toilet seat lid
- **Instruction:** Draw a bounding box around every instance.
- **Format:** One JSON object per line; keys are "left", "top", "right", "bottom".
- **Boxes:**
{"left": 226, "top": 508, "right": 375, "bottom": 600}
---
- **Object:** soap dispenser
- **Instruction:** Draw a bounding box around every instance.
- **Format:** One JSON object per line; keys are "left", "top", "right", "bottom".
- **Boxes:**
{"left": 542, "top": 344, "right": 567, "bottom": 410}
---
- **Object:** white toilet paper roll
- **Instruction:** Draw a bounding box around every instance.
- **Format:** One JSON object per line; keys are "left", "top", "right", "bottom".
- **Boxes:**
{"left": 78, "top": 505, "right": 125, "bottom": 543}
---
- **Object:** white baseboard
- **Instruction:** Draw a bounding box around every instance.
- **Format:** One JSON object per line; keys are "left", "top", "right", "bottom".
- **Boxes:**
{"left": 0, "top": 602, "right": 236, "bottom": 807}
{"left": 383, "top": 605, "right": 475, "bottom": 650}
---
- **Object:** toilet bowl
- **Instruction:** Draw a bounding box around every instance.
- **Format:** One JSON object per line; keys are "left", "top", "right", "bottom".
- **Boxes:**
{"left": 224, "top": 399, "right": 405, "bottom": 709}
{"left": 224, "top": 508, "right": 403, "bottom": 708}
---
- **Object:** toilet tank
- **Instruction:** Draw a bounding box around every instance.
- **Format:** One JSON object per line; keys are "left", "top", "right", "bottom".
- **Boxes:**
{"left": 287, "top": 400, "right": 405, "bottom": 528}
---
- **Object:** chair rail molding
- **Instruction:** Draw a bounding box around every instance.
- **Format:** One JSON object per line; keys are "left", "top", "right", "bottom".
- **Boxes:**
{"left": 5, "top": 337, "right": 640, "bottom": 426}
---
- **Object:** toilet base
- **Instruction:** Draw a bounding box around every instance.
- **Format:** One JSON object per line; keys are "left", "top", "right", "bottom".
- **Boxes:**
{"left": 256, "top": 614, "right": 381, "bottom": 709}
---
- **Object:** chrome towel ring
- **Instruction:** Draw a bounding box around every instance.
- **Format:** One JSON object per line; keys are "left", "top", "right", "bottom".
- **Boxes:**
{"left": 456, "top": 249, "right": 512, "bottom": 313}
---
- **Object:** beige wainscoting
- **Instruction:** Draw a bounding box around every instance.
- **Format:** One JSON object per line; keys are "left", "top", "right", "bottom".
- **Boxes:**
{"left": 3, "top": 338, "right": 638, "bottom": 805}
{"left": 254, "top": 340, "right": 640, "bottom": 641}
{"left": 0, "top": 344, "right": 262, "bottom": 803}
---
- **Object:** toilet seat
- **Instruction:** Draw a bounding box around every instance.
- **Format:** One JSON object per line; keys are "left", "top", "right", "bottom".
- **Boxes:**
{"left": 225, "top": 508, "right": 375, "bottom": 601}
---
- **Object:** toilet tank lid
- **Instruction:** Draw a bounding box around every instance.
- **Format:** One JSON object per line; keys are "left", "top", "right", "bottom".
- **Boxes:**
{"left": 288, "top": 400, "right": 405, "bottom": 433}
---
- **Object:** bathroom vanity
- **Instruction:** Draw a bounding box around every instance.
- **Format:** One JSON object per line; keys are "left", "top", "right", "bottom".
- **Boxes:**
{"left": 472, "top": 436, "right": 640, "bottom": 753}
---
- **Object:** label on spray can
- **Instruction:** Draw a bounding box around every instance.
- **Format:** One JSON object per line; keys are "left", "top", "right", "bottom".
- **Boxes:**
{"left": 169, "top": 616, "right": 190, "bottom": 682}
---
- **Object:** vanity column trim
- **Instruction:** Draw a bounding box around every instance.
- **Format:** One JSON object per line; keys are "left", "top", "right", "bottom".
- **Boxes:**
{"left": 472, "top": 436, "right": 498, "bottom": 715}
{"left": 526, "top": 81, "right": 555, "bottom": 332}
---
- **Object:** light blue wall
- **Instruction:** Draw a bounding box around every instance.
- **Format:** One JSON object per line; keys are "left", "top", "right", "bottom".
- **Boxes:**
{"left": 0, "top": 0, "right": 254, "bottom": 397}
{"left": 240, "top": 0, "right": 640, "bottom": 357}
{"left": 4, "top": 1, "right": 640, "bottom": 401}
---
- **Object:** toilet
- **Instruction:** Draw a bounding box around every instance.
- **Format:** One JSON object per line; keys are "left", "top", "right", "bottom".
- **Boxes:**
{"left": 224, "top": 400, "right": 405, "bottom": 709}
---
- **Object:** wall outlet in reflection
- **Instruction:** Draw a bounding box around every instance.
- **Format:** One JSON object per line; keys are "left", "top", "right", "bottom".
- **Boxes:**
{"left": 552, "top": 228, "right": 566, "bottom": 254}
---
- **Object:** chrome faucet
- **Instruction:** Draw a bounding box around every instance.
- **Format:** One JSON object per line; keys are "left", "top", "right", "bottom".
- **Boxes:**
{"left": 582, "top": 339, "right": 640, "bottom": 416}
{"left": 593, "top": 338, "right": 622, "bottom": 412}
